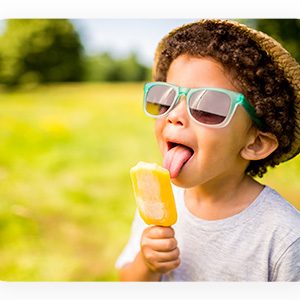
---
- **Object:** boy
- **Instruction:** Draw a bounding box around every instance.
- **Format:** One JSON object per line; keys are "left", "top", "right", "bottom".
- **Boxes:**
{"left": 115, "top": 19, "right": 300, "bottom": 281}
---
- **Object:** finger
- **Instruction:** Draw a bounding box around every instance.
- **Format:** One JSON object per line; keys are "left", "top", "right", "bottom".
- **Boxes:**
{"left": 146, "top": 226, "right": 175, "bottom": 239}
{"left": 155, "top": 247, "right": 180, "bottom": 262}
{"left": 152, "top": 258, "right": 181, "bottom": 273}
{"left": 145, "top": 237, "right": 178, "bottom": 252}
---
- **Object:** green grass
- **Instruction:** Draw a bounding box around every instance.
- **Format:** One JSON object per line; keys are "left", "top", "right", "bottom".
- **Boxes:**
{"left": 0, "top": 83, "right": 299, "bottom": 281}
{"left": 0, "top": 83, "right": 161, "bottom": 281}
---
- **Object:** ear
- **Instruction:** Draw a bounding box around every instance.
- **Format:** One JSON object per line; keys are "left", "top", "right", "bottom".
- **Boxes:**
{"left": 240, "top": 130, "right": 279, "bottom": 161}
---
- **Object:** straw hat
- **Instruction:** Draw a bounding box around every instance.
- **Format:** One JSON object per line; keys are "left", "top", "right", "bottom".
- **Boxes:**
{"left": 153, "top": 19, "right": 300, "bottom": 163}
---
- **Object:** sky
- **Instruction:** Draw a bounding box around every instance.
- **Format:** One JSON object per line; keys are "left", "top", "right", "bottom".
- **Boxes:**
{"left": 0, "top": 19, "right": 198, "bottom": 67}
{"left": 71, "top": 19, "right": 198, "bottom": 66}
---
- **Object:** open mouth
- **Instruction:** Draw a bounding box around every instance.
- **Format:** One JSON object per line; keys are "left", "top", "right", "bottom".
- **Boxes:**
{"left": 167, "top": 141, "right": 194, "bottom": 153}
{"left": 163, "top": 141, "right": 194, "bottom": 178}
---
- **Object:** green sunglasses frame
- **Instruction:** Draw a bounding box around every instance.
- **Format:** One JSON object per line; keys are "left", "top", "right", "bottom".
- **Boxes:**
{"left": 143, "top": 82, "right": 264, "bottom": 128}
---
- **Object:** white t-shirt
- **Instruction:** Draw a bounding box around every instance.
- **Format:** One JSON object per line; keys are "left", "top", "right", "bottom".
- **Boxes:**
{"left": 115, "top": 185, "right": 300, "bottom": 281}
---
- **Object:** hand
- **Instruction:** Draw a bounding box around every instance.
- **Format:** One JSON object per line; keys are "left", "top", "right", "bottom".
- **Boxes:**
{"left": 140, "top": 225, "right": 180, "bottom": 274}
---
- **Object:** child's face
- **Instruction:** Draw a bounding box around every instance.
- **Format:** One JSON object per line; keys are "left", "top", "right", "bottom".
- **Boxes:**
{"left": 155, "top": 54, "right": 255, "bottom": 188}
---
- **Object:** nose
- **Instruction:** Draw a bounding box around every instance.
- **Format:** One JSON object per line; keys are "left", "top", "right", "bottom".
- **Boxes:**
{"left": 166, "top": 95, "right": 189, "bottom": 127}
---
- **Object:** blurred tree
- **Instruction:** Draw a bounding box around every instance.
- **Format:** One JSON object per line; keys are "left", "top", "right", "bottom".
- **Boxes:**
{"left": 0, "top": 19, "right": 83, "bottom": 86}
{"left": 255, "top": 19, "right": 300, "bottom": 64}
{"left": 83, "top": 52, "right": 117, "bottom": 82}
{"left": 114, "top": 53, "right": 149, "bottom": 82}
{"left": 83, "top": 52, "right": 151, "bottom": 82}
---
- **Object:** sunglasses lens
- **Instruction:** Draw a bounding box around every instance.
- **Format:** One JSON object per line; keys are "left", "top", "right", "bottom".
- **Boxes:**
{"left": 189, "top": 90, "right": 231, "bottom": 125}
{"left": 145, "top": 85, "right": 176, "bottom": 116}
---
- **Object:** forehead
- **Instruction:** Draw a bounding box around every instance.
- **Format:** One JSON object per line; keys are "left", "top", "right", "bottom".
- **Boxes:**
{"left": 166, "top": 54, "right": 238, "bottom": 92}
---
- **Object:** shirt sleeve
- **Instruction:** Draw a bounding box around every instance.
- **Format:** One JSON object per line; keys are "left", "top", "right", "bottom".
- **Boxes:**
{"left": 272, "top": 237, "right": 300, "bottom": 281}
{"left": 115, "top": 209, "right": 147, "bottom": 269}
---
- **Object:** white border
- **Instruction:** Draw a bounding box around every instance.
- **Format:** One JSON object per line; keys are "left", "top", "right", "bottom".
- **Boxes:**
{"left": 1, "top": 282, "right": 299, "bottom": 300}
{"left": 0, "top": 1, "right": 299, "bottom": 299}
{"left": 0, "top": 0, "right": 299, "bottom": 18}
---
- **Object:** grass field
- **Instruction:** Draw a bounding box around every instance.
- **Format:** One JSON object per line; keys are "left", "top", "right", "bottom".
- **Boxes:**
{"left": 0, "top": 83, "right": 299, "bottom": 281}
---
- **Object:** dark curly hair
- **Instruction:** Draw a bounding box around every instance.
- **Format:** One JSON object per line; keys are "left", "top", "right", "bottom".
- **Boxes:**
{"left": 154, "top": 20, "right": 296, "bottom": 178}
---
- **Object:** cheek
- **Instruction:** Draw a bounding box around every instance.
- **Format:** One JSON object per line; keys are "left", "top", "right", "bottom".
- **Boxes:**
{"left": 154, "top": 119, "right": 165, "bottom": 150}
{"left": 196, "top": 127, "right": 242, "bottom": 163}
{"left": 206, "top": 110, "right": 252, "bottom": 157}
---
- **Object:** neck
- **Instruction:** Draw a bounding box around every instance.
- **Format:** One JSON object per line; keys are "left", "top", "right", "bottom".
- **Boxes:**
{"left": 184, "top": 173, "right": 264, "bottom": 220}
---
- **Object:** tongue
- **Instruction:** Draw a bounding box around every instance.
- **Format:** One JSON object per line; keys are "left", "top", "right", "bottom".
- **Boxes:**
{"left": 163, "top": 145, "right": 193, "bottom": 178}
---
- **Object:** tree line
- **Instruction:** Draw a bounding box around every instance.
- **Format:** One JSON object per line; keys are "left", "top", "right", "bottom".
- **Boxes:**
{"left": 0, "top": 19, "right": 151, "bottom": 87}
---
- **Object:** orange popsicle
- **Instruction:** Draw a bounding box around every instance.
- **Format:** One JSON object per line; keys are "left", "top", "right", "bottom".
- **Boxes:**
{"left": 130, "top": 161, "right": 177, "bottom": 226}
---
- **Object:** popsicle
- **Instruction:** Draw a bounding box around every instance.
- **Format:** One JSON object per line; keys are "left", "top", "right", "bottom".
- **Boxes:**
{"left": 130, "top": 161, "right": 177, "bottom": 226}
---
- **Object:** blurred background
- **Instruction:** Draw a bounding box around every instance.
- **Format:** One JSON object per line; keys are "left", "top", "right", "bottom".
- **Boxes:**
{"left": 0, "top": 19, "right": 299, "bottom": 281}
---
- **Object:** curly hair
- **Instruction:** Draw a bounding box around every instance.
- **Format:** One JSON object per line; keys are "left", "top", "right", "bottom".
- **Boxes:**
{"left": 154, "top": 20, "right": 296, "bottom": 178}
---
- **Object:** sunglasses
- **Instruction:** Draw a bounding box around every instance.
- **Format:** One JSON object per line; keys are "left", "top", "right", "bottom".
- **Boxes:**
{"left": 143, "top": 82, "right": 263, "bottom": 128}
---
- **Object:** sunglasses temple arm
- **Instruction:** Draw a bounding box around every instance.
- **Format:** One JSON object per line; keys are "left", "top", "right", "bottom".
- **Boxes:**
{"left": 240, "top": 97, "right": 265, "bottom": 128}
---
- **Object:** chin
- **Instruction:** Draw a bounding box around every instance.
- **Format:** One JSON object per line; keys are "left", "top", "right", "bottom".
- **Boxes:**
{"left": 171, "top": 173, "right": 198, "bottom": 189}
